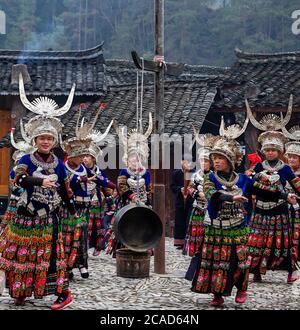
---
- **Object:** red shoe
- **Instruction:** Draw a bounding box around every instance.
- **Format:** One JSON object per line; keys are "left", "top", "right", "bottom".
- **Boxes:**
{"left": 51, "top": 291, "right": 73, "bottom": 310}
{"left": 14, "top": 297, "right": 26, "bottom": 306}
{"left": 92, "top": 249, "right": 101, "bottom": 257}
{"left": 210, "top": 295, "right": 224, "bottom": 306}
{"left": 235, "top": 290, "right": 248, "bottom": 303}
{"left": 253, "top": 273, "right": 262, "bottom": 282}
{"left": 287, "top": 272, "right": 299, "bottom": 283}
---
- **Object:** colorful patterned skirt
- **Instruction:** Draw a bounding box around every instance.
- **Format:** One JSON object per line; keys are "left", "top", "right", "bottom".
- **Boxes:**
{"left": 105, "top": 215, "right": 123, "bottom": 258}
{"left": 0, "top": 212, "right": 68, "bottom": 299}
{"left": 60, "top": 205, "right": 89, "bottom": 270}
{"left": 1, "top": 198, "right": 18, "bottom": 228}
{"left": 87, "top": 202, "right": 104, "bottom": 252}
{"left": 289, "top": 206, "right": 300, "bottom": 267}
{"left": 191, "top": 225, "right": 250, "bottom": 296}
{"left": 183, "top": 205, "right": 205, "bottom": 257}
{"left": 247, "top": 203, "right": 293, "bottom": 274}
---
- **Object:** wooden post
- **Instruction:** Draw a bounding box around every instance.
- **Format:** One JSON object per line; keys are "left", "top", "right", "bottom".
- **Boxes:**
{"left": 153, "top": 0, "right": 166, "bottom": 274}
{"left": 131, "top": 0, "right": 184, "bottom": 275}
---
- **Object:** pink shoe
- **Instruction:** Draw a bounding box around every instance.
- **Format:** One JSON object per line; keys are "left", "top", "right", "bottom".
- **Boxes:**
{"left": 51, "top": 290, "right": 73, "bottom": 310}
{"left": 92, "top": 249, "right": 101, "bottom": 257}
{"left": 14, "top": 297, "right": 26, "bottom": 306}
{"left": 287, "top": 272, "right": 299, "bottom": 283}
{"left": 235, "top": 290, "right": 248, "bottom": 303}
{"left": 210, "top": 295, "right": 224, "bottom": 306}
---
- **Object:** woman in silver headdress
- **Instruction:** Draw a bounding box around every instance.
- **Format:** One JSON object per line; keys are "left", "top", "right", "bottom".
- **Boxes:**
{"left": 246, "top": 96, "right": 300, "bottom": 283}
{"left": 183, "top": 132, "right": 216, "bottom": 257}
{"left": 83, "top": 118, "right": 116, "bottom": 257}
{"left": 105, "top": 114, "right": 152, "bottom": 257}
{"left": 0, "top": 74, "right": 77, "bottom": 309}
{"left": 282, "top": 125, "right": 300, "bottom": 280}
{"left": 190, "top": 112, "right": 292, "bottom": 306}
{"left": 61, "top": 103, "right": 113, "bottom": 279}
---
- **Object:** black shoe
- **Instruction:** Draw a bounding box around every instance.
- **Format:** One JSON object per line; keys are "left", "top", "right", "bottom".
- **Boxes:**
{"left": 79, "top": 267, "right": 89, "bottom": 279}
{"left": 68, "top": 271, "right": 74, "bottom": 280}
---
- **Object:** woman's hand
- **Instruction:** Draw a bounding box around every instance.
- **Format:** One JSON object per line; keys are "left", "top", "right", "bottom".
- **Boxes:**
{"left": 87, "top": 175, "right": 97, "bottom": 182}
{"left": 70, "top": 213, "right": 79, "bottom": 220}
{"left": 42, "top": 179, "right": 56, "bottom": 188}
{"left": 287, "top": 193, "right": 298, "bottom": 205}
{"left": 233, "top": 195, "right": 248, "bottom": 203}
{"left": 199, "top": 192, "right": 205, "bottom": 199}
{"left": 259, "top": 174, "right": 270, "bottom": 183}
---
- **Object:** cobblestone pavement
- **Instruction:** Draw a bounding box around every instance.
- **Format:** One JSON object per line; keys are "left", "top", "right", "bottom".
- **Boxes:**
{"left": 1, "top": 237, "right": 300, "bottom": 310}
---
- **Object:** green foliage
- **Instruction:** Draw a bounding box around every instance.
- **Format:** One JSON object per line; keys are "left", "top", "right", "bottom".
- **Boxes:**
{"left": 0, "top": 0, "right": 299, "bottom": 65}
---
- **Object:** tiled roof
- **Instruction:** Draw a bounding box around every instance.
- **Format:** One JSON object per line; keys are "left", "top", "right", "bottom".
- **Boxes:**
{"left": 0, "top": 43, "right": 106, "bottom": 96}
{"left": 213, "top": 48, "right": 300, "bottom": 110}
{"left": 0, "top": 59, "right": 220, "bottom": 147}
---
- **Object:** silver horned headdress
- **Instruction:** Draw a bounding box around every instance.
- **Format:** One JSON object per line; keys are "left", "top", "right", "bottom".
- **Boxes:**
{"left": 87, "top": 111, "right": 114, "bottom": 159}
{"left": 246, "top": 95, "right": 293, "bottom": 152}
{"left": 19, "top": 73, "right": 76, "bottom": 146}
{"left": 116, "top": 112, "right": 152, "bottom": 165}
{"left": 193, "top": 126, "right": 217, "bottom": 160}
{"left": 10, "top": 125, "right": 36, "bottom": 162}
{"left": 63, "top": 103, "right": 108, "bottom": 158}
{"left": 282, "top": 125, "right": 300, "bottom": 158}
{"left": 209, "top": 114, "right": 248, "bottom": 168}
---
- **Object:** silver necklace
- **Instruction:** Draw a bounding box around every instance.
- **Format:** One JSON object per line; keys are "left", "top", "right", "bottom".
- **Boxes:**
{"left": 127, "top": 167, "right": 146, "bottom": 178}
{"left": 214, "top": 171, "right": 239, "bottom": 189}
{"left": 262, "top": 159, "right": 285, "bottom": 172}
{"left": 30, "top": 153, "right": 58, "bottom": 170}
{"left": 65, "top": 161, "right": 87, "bottom": 177}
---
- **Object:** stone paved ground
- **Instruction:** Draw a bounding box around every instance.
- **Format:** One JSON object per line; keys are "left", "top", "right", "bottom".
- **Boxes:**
{"left": 1, "top": 237, "right": 300, "bottom": 310}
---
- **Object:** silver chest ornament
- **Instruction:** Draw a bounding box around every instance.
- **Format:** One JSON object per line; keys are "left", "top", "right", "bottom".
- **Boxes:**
{"left": 32, "top": 166, "right": 58, "bottom": 182}
{"left": 127, "top": 176, "right": 146, "bottom": 190}
{"left": 260, "top": 170, "right": 280, "bottom": 185}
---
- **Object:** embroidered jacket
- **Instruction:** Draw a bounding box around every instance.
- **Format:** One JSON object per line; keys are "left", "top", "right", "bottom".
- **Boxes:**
{"left": 252, "top": 160, "right": 300, "bottom": 203}
{"left": 204, "top": 171, "right": 284, "bottom": 229}
{"left": 65, "top": 162, "right": 109, "bottom": 204}
{"left": 15, "top": 152, "right": 75, "bottom": 217}
{"left": 117, "top": 168, "right": 151, "bottom": 205}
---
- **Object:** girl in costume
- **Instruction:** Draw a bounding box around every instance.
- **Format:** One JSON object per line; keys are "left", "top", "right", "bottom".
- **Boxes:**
{"left": 61, "top": 104, "right": 112, "bottom": 279}
{"left": 83, "top": 143, "right": 116, "bottom": 257}
{"left": 190, "top": 115, "right": 295, "bottom": 306}
{"left": 106, "top": 114, "right": 152, "bottom": 257}
{"left": 281, "top": 125, "right": 300, "bottom": 281}
{"left": 183, "top": 132, "right": 216, "bottom": 257}
{"left": 246, "top": 96, "right": 300, "bottom": 283}
{"left": 0, "top": 74, "right": 76, "bottom": 309}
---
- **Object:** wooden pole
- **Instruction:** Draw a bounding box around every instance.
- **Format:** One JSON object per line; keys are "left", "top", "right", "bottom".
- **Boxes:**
{"left": 153, "top": 0, "right": 166, "bottom": 274}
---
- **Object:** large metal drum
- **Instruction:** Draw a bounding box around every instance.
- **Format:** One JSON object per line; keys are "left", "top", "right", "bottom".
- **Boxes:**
{"left": 113, "top": 203, "right": 163, "bottom": 252}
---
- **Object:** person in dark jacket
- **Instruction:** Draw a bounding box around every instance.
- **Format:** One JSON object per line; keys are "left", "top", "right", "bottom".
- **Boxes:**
{"left": 170, "top": 154, "right": 194, "bottom": 249}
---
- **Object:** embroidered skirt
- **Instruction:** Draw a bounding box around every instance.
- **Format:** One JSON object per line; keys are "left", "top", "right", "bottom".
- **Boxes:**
{"left": 191, "top": 225, "right": 250, "bottom": 296}
{"left": 1, "top": 199, "right": 18, "bottom": 228}
{"left": 0, "top": 212, "right": 68, "bottom": 299}
{"left": 290, "top": 206, "right": 300, "bottom": 266}
{"left": 183, "top": 206, "right": 205, "bottom": 257}
{"left": 60, "top": 206, "right": 89, "bottom": 270}
{"left": 247, "top": 203, "right": 293, "bottom": 274}
{"left": 87, "top": 202, "right": 104, "bottom": 251}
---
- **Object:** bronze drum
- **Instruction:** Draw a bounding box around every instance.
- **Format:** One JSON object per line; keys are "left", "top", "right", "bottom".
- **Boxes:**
{"left": 113, "top": 203, "right": 163, "bottom": 252}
